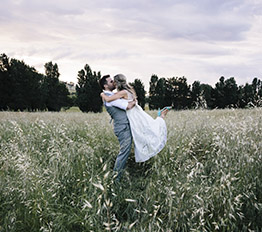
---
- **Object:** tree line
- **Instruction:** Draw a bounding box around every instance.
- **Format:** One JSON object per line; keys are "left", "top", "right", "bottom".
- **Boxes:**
{"left": 1, "top": 53, "right": 261, "bottom": 112}
{"left": 0, "top": 54, "right": 71, "bottom": 111}
{"left": 148, "top": 75, "right": 262, "bottom": 110}
{"left": 75, "top": 63, "right": 262, "bottom": 112}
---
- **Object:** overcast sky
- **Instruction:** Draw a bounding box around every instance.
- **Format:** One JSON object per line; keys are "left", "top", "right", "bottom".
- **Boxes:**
{"left": 1, "top": 0, "right": 262, "bottom": 90}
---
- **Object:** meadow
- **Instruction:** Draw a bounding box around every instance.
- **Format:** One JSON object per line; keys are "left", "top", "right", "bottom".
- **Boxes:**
{"left": 0, "top": 108, "right": 261, "bottom": 232}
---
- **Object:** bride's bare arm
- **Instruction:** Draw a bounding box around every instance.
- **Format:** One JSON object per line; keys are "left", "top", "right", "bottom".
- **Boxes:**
{"left": 100, "top": 90, "right": 127, "bottom": 102}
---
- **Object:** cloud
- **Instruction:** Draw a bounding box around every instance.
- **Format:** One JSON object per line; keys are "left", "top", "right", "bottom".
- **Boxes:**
{"left": 4, "top": 0, "right": 252, "bottom": 42}
{"left": 1, "top": 0, "right": 262, "bottom": 89}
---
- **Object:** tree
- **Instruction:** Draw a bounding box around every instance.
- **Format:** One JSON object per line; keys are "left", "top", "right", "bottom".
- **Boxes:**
{"left": 43, "top": 61, "right": 70, "bottom": 111}
{"left": 252, "top": 77, "right": 262, "bottom": 105}
{"left": 0, "top": 54, "right": 11, "bottom": 110}
{"left": 224, "top": 77, "right": 238, "bottom": 107}
{"left": 130, "top": 79, "right": 146, "bottom": 110}
{"left": 45, "top": 62, "right": 60, "bottom": 79}
{"left": 237, "top": 78, "right": 262, "bottom": 108}
{"left": 252, "top": 78, "right": 259, "bottom": 95}
{"left": 189, "top": 81, "right": 214, "bottom": 109}
{"left": 213, "top": 76, "right": 239, "bottom": 108}
{"left": 0, "top": 54, "right": 51, "bottom": 111}
{"left": 257, "top": 79, "right": 262, "bottom": 102}
{"left": 5, "top": 57, "right": 44, "bottom": 111}
{"left": 191, "top": 81, "right": 201, "bottom": 107}
{"left": 177, "top": 77, "right": 191, "bottom": 109}
{"left": 164, "top": 78, "right": 174, "bottom": 107}
{"left": 154, "top": 77, "right": 167, "bottom": 109}
{"left": 200, "top": 84, "right": 214, "bottom": 108}
{"left": 76, "top": 64, "right": 102, "bottom": 113}
{"left": 214, "top": 76, "right": 226, "bottom": 108}
{"left": 237, "top": 85, "right": 246, "bottom": 108}
{"left": 239, "top": 83, "right": 254, "bottom": 108}
{"left": 166, "top": 77, "right": 191, "bottom": 109}
{"left": 148, "top": 74, "right": 159, "bottom": 110}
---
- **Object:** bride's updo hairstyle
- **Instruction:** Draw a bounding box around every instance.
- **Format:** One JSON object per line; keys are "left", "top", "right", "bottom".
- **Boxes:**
{"left": 114, "top": 74, "right": 137, "bottom": 97}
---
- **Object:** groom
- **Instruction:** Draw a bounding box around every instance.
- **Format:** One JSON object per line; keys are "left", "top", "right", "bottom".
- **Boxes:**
{"left": 99, "top": 75, "right": 136, "bottom": 181}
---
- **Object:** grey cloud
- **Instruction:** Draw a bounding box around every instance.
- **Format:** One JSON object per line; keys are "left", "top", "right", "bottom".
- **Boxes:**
{"left": 70, "top": 49, "right": 140, "bottom": 61}
{"left": 2, "top": 0, "right": 255, "bottom": 43}
{"left": 86, "top": 0, "right": 254, "bottom": 42}
{"left": 2, "top": 0, "right": 262, "bottom": 87}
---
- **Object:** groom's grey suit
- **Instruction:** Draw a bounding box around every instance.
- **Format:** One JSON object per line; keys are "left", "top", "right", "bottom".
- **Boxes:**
{"left": 104, "top": 92, "right": 133, "bottom": 180}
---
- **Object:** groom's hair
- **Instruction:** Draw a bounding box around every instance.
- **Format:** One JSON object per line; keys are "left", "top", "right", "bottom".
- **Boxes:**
{"left": 99, "top": 75, "right": 110, "bottom": 90}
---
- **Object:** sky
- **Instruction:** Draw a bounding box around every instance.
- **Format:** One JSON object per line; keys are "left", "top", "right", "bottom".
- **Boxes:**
{"left": 1, "top": 0, "right": 262, "bottom": 91}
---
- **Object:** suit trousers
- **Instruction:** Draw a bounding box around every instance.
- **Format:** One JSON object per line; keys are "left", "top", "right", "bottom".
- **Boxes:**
{"left": 113, "top": 123, "right": 132, "bottom": 180}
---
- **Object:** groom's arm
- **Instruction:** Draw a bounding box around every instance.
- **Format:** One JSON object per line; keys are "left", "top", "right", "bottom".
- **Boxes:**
{"left": 105, "top": 98, "right": 136, "bottom": 110}
{"left": 105, "top": 98, "right": 128, "bottom": 110}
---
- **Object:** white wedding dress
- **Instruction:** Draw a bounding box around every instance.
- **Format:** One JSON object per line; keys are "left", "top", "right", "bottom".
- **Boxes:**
{"left": 125, "top": 91, "right": 167, "bottom": 162}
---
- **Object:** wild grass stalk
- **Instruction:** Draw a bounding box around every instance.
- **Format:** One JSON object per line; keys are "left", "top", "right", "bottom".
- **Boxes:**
{"left": 0, "top": 109, "right": 261, "bottom": 231}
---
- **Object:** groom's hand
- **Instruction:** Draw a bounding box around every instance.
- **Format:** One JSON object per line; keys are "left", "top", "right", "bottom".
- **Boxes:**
{"left": 126, "top": 100, "right": 136, "bottom": 110}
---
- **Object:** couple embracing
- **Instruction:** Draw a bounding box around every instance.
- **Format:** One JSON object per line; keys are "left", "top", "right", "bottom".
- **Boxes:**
{"left": 99, "top": 74, "right": 171, "bottom": 181}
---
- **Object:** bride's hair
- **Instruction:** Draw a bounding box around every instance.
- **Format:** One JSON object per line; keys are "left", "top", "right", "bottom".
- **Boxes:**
{"left": 114, "top": 74, "right": 137, "bottom": 97}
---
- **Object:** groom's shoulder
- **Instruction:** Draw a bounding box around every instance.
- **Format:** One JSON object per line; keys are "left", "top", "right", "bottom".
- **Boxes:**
{"left": 103, "top": 90, "right": 113, "bottom": 96}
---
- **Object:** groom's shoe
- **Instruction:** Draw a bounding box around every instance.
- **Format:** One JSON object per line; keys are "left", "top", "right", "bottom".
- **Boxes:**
{"left": 157, "top": 106, "right": 172, "bottom": 116}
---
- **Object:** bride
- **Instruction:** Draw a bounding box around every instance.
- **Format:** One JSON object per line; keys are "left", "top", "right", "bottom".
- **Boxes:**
{"left": 101, "top": 74, "right": 171, "bottom": 163}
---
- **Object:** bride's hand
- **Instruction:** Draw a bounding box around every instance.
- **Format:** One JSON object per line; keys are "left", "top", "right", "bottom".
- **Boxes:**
{"left": 127, "top": 100, "right": 136, "bottom": 110}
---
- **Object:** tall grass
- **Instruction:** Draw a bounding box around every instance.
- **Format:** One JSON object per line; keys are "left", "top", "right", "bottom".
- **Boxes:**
{"left": 0, "top": 109, "right": 261, "bottom": 231}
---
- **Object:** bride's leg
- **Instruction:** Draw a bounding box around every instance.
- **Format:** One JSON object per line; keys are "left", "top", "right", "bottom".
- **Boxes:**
{"left": 158, "top": 106, "right": 172, "bottom": 118}
{"left": 160, "top": 108, "right": 169, "bottom": 118}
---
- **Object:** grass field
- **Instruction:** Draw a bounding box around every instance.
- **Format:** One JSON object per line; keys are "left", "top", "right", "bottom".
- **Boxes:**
{"left": 0, "top": 108, "right": 262, "bottom": 231}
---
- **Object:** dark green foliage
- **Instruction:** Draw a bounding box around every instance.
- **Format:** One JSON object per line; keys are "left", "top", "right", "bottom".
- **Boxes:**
{"left": 0, "top": 54, "right": 46, "bottom": 111}
{"left": 224, "top": 77, "right": 238, "bottom": 107}
{"left": 191, "top": 81, "right": 201, "bottom": 104}
{"left": 0, "top": 54, "right": 71, "bottom": 111}
{"left": 149, "top": 75, "right": 191, "bottom": 110}
{"left": 213, "top": 76, "right": 238, "bottom": 108}
{"left": 171, "top": 76, "right": 191, "bottom": 109}
{"left": 0, "top": 54, "right": 10, "bottom": 110}
{"left": 191, "top": 81, "right": 214, "bottom": 109}
{"left": 76, "top": 64, "right": 103, "bottom": 113}
{"left": 148, "top": 74, "right": 262, "bottom": 110}
{"left": 196, "top": 76, "right": 262, "bottom": 109}
{"left": 214, "top": 76, "right": 226, "bottom": 108}
{"left": 130, "top": 79, "right": 146, "bottom": 110}
{"left": 149, "top": 75, "right": 170, "bottom": 110}
{"left": 200, "top": 83, "right": 214, "bottom": 108}
{"left": 155, "top": 77, "right": 168, "bottom": 108}
{"left": 1, "top": 53, "right": 262, "bottom": 111}
{"left": 237, "top": 78, "right": 262, "bottom": 108}
{"left": 148, "top": 74, "right": 159, "bottom": 110}
{"left": 43, "top": 62, "right": 71, "bottom": 111}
